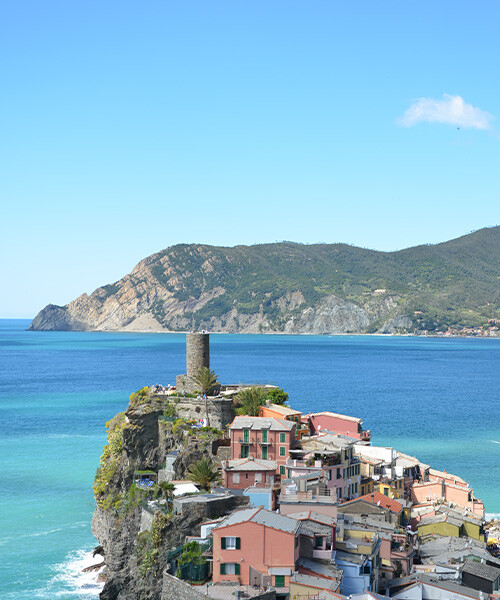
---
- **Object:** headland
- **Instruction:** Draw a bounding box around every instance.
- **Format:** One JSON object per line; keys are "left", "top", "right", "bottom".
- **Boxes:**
{"left": 89, "top": 332, "right": 500, "bottom": 600}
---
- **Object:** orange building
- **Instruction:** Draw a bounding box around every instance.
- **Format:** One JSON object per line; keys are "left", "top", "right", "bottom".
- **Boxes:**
{"left": 259, "top": 403, "right": 309, "bottom": 438}
{"left": 211, "top": 506, "right": 300, "bottom": 588}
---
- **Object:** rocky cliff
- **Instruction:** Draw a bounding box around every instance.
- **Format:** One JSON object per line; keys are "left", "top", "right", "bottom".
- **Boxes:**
{"left": 91, "top": 389, "right": 242, "bottom": 600}
{"left": 29, "top": 227, "right": 500, "bottom": 334}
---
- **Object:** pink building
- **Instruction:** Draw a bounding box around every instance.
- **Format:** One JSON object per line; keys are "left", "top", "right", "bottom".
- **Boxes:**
{"left": 287, "top": 433, "right": 361, "bottom": 500}
{"left": 307, "top": 412, "right": 371, "bottom": 442}
{"left": 229, "top": 416, "right": 296, "bottom": 476}
{"left": 222, "top": 457, "right": 278, "bottom": 489}
{"left": 411, "top": 469, "right": 484, "bottom": 517}
{"left": 211, "top": 506, "right": 300, "bottom": 588}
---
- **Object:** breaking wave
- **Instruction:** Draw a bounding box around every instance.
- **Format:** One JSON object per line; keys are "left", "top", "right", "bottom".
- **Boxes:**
{"left": 36, "top": 548, "right": 104, "bottom": 599}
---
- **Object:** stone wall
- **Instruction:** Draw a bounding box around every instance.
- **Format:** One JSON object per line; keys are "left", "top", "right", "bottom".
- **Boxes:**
{"left": 174, "top": 396, "right": 235, "bottom": 430}
{"left": 139, "top": 506, "right": 155, "bottom": 533}
{"left": 173, "top": 493, "right": 249, "bottom": 520}
{"left": 161, "top": 572, "right": 207, "bottom": 600}
{"left": 161, "top": 573, "right": 277, "bottom": 600}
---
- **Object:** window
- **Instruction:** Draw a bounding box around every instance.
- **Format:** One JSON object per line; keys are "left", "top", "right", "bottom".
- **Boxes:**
{"left": 315, "top": 535, "right": 325, "bottom": 548}
{"left": 280, "top": 465, "right": 285, "bottom": 475}
{"left": 337, "top": 468, "right": 341, "bottom": 479}
{"left": 383, "top": 487, "right": 389, "bottom": 496}
{"left": 255, "top": 473, "right": 262, "bottom": 483}
{"left": 221, "top": 536, "right": 241, "bottom": 550}
{"left": 279, "top": 446, "right": 286, "bottom": 456}
{"left": 262, "top": 446, "right": 268, "bottom": 460}
{"left": 233, "top": 473, "right": 240, "bottom": 484}
{"left": 262, "top": 429, "right": 268, "bottom": 443}
{"left": 275, "top": 575, "right": 285, "bottom": 587}
{"left": 243, "top": 429, "right": 249, "bottom": 443}
{"left": 240, "top": 445, "right": 249, "bottom": 458}
{"left": 220, "top": 563, "right": 240, "bottom": 575}
{"left": 280, "top": 433, "right": 286, "bottom": 443}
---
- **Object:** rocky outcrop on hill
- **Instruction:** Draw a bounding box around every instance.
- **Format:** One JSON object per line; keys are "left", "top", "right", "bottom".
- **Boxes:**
{"left": 29, "top": 226, "right": 500, "bottom": 334}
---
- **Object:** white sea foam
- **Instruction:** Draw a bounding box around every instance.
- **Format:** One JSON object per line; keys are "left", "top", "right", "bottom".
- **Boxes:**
{"left": 36, "top": 548, "right": 104, "bottom": 598}
{"left": 486, "top": 513, "right": 500, "bottom": 520}
{"left": 491, "top": 440, "right": 500, "bottom": 444}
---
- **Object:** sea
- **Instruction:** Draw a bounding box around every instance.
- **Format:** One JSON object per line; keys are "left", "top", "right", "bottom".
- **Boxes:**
{"left": 0, "top": 319, "right": 499, "bottom": 599}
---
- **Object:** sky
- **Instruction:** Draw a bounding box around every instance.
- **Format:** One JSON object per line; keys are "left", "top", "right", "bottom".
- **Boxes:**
{"left": 1, "top": 1, "right": 499, "bottom": 318}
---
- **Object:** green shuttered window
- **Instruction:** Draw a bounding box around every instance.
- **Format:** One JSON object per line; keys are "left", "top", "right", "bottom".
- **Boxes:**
{"left": 220, "top": 563, "right": 240, "bottom": 575}
{"left": 221, "top": 536, "right": 241, "bottom": 550}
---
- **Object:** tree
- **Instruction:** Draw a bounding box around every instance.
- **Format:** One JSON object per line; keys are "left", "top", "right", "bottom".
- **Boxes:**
{"left": 265, "top": 387, "right": 289, "bottom": 405}
{"left": 187, "top": 458, "right": 220, "bottom": 490}
{"left": 235, "top": 386, "right": 268, "bottom": 416}
{"left": 158, "top": 481, "right": 175, "bottom": 510}
{"left": 194, "top": 367, "right": 219, "bottom": 427}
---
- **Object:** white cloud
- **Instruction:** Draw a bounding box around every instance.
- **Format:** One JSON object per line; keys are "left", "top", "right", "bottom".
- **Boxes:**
{"left": 397, "top": 94, "right": 493, "bottom": 130}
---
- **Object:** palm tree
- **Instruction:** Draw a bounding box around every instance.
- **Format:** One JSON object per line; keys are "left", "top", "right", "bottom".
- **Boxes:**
{"left": 194, "top": 367, "right": 219, "bottom": 427}
{"left": 235, "top": 386, "right": 268, "bottom": 416}
{"left": 159, "top": 481, "right": 175, "bottom": 511}
{"left": 187, "top": 458, "right": 219, "bottom": 491}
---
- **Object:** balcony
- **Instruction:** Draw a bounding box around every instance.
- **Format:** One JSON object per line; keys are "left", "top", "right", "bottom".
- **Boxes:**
{"left": 360, "top": 429, "right": 371, "bottom": 441}
{"left": 259, "top": 439, "right": 271, "bottom": 445}
{"left": 313, "top": 547, "right": 333, "bottom": 560}
{"left": 238, "top": 438, "right": 253, "bottom": 445}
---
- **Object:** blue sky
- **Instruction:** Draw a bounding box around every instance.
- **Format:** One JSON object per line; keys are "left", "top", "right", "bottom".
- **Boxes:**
{"left": 1, "top": 1, "right": 499, "bottom": 317}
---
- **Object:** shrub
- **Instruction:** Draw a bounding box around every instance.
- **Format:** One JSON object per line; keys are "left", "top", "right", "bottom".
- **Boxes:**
{"left": 265, "top": 388, "right": 289, "bottom": 405}
{"left": 151, "top": 511, "right": 172, "bottom": 546}
{"left": 129, "top": 386, "right": 151, "bottom": 406}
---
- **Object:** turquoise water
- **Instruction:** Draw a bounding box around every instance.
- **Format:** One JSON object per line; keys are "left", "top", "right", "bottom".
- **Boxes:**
{"left": 0, "top": 319, "right": 499, "bottom": 598}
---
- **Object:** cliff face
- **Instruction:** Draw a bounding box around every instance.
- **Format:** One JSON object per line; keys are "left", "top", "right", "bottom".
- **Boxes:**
{"left": 91, "top": 391, "right": 240, "bottom": 600}
{"left": 29, "top": 227, "right": 500, "bottom": 334}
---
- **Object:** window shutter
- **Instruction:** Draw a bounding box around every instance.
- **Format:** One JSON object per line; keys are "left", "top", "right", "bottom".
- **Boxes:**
{"left": 235, "top": 563, "right": 240, "bottom": 575}
{"left": 236, "top": 537, "right": 241, "bottom": 549}
{"left": 220, "top": 563, "right": 226, "bottom": 575}
{"left": 221, "top": 537, "right": 226, "bottom": 549}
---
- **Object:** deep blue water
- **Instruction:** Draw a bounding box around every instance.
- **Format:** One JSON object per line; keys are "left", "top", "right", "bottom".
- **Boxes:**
{"left": 0, "top": 319, "right": 499, "bottom": 598}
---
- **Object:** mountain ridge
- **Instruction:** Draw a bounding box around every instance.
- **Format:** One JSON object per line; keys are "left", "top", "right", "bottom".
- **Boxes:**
{"left": 29, "top": 226, "right": 500, "bottom": 335}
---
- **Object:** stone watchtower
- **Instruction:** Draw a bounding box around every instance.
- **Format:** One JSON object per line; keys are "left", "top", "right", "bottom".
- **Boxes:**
{"left": 176, "top": 332, "right": 210, "bottom": 394}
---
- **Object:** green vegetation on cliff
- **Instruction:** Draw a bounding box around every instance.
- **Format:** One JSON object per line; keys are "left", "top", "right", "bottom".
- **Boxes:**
{"left": 30, "top": 226, "right": 500, "bottom": 334}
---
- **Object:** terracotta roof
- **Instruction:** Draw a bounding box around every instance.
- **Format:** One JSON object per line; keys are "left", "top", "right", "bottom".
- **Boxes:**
{"left": 344, "top": 491, "right": 403, "bottom": 514}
